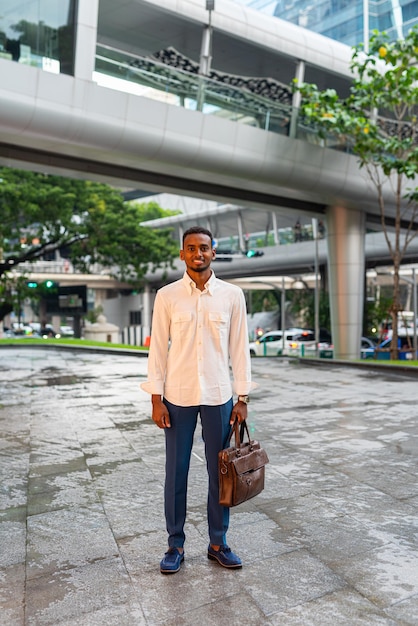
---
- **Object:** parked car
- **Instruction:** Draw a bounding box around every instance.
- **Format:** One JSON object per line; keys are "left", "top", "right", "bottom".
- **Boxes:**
{"left": 373, "top": 337, "right": 415, "bottom": 360}
{"left": 361, "top": 336, "right": 377, "bottom": 359}
{"left": 249, "top": 329, "right": 316, "bottom": 356}
{"left": 59, "top": 325, "right": 75, "bottom": 337}
{"left": 303, "top": 336, "right": 377, "bottom": 359}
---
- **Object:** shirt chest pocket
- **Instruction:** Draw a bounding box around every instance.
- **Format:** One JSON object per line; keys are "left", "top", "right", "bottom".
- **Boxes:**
{"left": 172, "top": 311, "right": 194, "bottom": 337}
{"left": 208, "top": 312, "right": 229, "bottom": 337}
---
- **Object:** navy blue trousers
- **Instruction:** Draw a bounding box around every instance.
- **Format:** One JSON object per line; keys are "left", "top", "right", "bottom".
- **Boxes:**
{"left": 163, "top": 398, "right": 233, "bottom": 548}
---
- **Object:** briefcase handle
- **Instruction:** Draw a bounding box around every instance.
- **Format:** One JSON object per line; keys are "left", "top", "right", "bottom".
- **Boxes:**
{"left": 226, "top": 418, "right": 252, "bottom": 449}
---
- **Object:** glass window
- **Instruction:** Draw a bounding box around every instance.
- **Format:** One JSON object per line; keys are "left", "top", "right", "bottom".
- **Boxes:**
{"left": 0, "top": 0, "right": 76, "bottom": 75}
{"left": 403, "top": 0, "right": 418, "bottom": 21}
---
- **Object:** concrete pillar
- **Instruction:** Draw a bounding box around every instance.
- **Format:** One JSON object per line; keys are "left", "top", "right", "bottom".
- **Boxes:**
{"left": 271, "top": 211, "right": 279, "bottom": 245}
{"left": 326, "top": 204, "right": 365, "bottom": 360}
{"left": 52, "top": 315, "right": 61, "bottom": 334}
{"left": 142, "top": 284, "right": 152, "bottom": 339}
{"left": 74, "top": 0, "right": 99, "bottom": 80}
{"left": 93, "top": 288, "right": 108, "bottom": 307}
{"left": 237, "top": 212, "right": 245, "bottom": 252}
{"left": 290, "top": 60, "right": 305, "bottom": 139}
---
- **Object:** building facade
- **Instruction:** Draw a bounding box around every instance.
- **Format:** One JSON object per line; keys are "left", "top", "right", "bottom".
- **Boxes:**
{"left": 1, "top": 1, "right": 417, "bottom": 80}
{"left": 236, "top": 0, "right": 418, "bottom": 47}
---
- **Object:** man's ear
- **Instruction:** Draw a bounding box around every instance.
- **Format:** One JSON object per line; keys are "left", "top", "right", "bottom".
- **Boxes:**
{"left": 179, "top": 249, "right": 185, "bottom": 260}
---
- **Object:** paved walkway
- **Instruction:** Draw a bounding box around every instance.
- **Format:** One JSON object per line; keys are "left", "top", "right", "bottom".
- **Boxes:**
{"left": 1, "top": 346, "right": 418, "bottom": 625}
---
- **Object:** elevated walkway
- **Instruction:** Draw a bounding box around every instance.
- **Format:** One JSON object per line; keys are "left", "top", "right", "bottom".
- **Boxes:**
{"left": 0, "top": 50, "right": 385, "bottom": 219}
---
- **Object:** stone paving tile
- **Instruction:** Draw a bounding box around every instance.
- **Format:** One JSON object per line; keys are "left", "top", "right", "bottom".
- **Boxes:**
{"left": 52, "top": 604, "right": 147, "bottom": 626}
{"left": 331, "top": 543, "right": 418, "bottom": 610}
{"left": 27, "top": 469, "right": 100, "bottom": 517}
{"left": 240, "top": 548, "right": 346, "bottom": 615}
{"left": 0, "top": 563, "right": 25, "bottom": 626}
{"left": 160, "top": 590, "right": 267, "bottom": 626}
{"left": 1, "top": 347, "right": 418, "bottom": 625}
{"left": 131, "top": 557, "right": 263, "bottom": 624}
{"left": 384, "top": 595, "right": 418, "bottom": 626}
{"left": 0, "top": 519, "right": 26, "bottom": 567}
{"left": 26, "top": 504, "right": 119, "bottom": 578}
{"left": 267, "top": 588, "right": 400, "bottom": 625}
{"left": 0, "top": 457, "right": 29, "bottom": 511}
{"left": 25, "top": 558, "right": 145, "bottom": 626}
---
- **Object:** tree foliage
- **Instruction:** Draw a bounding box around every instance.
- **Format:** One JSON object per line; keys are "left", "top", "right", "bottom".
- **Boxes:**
{"left": 295, "top": 27, "right": 418, "bottom": 358}
{"left": 0, "top": 167, "right": 179, "bottom": 321}
{"left": 0, "top": 167, "right": 179, "bottom": 278}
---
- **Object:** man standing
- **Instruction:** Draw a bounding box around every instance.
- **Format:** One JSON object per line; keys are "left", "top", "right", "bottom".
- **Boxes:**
{"left": 141, "top": 226, "right": 255, "bottom": 574}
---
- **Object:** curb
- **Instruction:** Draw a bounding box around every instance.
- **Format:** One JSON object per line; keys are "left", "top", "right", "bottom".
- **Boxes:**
{"left": 0, "top": 342, "right": 149, "bottom": 358}
{"left": 299, "top": 356, "right": 418, "bottom": 377}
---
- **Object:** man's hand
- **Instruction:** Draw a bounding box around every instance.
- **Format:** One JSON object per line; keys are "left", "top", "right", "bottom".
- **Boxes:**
{"left": 230, "top": 400, "right": 248, "bottom": 425}
{"left": 151, "top": 395, "right": 171, "bottom": 429}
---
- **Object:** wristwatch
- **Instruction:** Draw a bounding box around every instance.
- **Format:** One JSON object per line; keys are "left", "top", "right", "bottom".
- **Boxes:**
{"left": 238, "top": 395, "right": 250, "bottom": 404}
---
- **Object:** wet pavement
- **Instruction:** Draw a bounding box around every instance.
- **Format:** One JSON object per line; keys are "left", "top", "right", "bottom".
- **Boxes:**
{"left": 1, "top": 345, "right": 418, "bottom": 626}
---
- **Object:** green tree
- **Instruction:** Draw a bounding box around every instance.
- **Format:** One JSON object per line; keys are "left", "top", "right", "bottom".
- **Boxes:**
{"left": 0, "top": 167, "right": 179, "bottom": 321}
{"left": 295, "top": 27, "right": 418, "bottom": 359}
{"left": 287, "top": 287, "right": 331, "bottom": 332}
{"left": 364, "top": 295, "right": 392, "bottom": 339}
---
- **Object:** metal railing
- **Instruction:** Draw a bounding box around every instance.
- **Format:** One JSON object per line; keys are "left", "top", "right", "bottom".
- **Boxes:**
{"left": 95, "top": 44, "right": 293, "bottom": 135}
{"left": 94, "top": 44, "right": 357, "bottom": 152}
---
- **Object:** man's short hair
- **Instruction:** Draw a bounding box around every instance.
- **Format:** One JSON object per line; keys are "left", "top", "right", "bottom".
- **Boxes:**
{"left": 182, "top": 226, "right": 213, "bottom": 247}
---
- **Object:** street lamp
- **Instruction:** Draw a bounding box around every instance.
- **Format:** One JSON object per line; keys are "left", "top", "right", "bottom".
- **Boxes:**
{"left": 251, "top": 279, "right": 286, "bottom": 355}
{"left": 312, "top": 218, "right": 320, "bottom": 357}
{"left": 197, "top": 1, "right": 215, "bottom": 111}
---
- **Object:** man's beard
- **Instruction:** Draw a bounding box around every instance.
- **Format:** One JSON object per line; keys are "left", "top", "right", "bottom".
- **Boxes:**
{"left": 188, "top": 261, "right": 211, "bottom": 273}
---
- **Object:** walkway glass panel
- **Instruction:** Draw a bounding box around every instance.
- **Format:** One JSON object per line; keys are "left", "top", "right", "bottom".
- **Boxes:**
{"left": 95, "top": 44, "right": 292, "bottom": 134}
{"left": 94, "top": 43, "right": 351, "bottom": 152}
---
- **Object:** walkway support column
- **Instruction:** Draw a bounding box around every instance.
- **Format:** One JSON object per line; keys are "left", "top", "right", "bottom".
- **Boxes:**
{"left": 326, "top": 204, "right": 365, "bottom": 360}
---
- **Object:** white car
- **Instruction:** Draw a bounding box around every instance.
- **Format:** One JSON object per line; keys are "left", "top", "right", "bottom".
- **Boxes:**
{"left": 304, "top": 336, "right": 376, "bottom": 359}
{"left": 249, "top": 329, "right": 316, "bottom": 356}
{"left": 60, "top": 325, "right": 75, "bottom": 337}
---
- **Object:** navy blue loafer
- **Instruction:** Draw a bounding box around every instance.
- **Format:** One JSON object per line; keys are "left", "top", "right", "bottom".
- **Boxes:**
{"left": 207, "top": 544, "right": 242, "bottom": 569}
{"left": 160, "top": 547, "right": 184, "bottom": 574}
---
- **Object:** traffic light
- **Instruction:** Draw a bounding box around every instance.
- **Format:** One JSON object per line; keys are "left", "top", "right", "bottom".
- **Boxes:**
{"left": 27, "top": 281, "right": 38, "bottom": 289}
{"left": 246, "top": 250, "right": 264, "bottom": 258}
{"left": 44, "top": 280, "right": 57, "bottom": 288}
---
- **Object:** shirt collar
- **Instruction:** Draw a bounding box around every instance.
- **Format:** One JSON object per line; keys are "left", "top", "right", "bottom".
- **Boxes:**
{"left": 182, "top": 270, "right": 217, "bottom": 295}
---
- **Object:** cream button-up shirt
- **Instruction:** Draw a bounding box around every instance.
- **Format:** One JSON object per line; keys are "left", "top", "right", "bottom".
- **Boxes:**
{"left": 141, "top": 271, "right": 256, "bottom": 406}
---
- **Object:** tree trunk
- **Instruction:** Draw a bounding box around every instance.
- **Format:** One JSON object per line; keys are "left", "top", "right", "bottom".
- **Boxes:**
{"left": 390, "top": 262, "right": 401, "bottom": 360}
{"left": 0, "top": 302, "right": 13, "bottom": 322}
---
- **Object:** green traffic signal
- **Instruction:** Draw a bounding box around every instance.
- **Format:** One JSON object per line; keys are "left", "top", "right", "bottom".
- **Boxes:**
{"left": 27, "top": 281, "right": 38, "bottom": 288}
{"left": 246, "top": 250, "right": 264, "bottom": 258}
{"left": 45, "top": 280, "right": 55, "bottom": 288}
